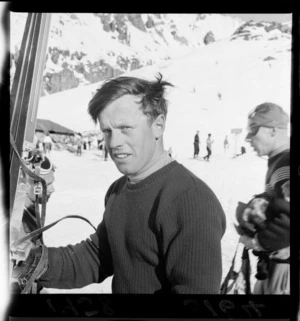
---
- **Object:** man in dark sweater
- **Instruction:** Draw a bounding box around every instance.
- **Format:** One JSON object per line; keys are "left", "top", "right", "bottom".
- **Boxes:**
{"left": 13, "top": 74, "right": 226, "bottom": 294}
{"left": 237, "top": 102, "right": 290, "bottom": 294}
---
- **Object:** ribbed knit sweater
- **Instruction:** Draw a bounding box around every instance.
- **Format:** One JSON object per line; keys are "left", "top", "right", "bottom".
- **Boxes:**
{"left": 40, "top": 161, "right": 226, "bottom": 293}
{"left": 257, "top": 149, "right": 290, "bottom": 251}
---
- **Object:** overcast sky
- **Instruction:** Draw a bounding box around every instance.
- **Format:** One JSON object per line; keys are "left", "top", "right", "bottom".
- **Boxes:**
{"left": 225, "top": 13, "right": 292, "bottom": 23}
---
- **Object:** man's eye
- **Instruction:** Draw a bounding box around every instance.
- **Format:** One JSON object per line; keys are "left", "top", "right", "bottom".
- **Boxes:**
{"left": 121, "top": 126, "right": 130, "bottom": 131}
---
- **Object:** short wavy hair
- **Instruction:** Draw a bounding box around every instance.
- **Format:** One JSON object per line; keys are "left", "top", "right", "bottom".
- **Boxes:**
{"left": 88, "top": 73, "right": 173, "bottom": 123}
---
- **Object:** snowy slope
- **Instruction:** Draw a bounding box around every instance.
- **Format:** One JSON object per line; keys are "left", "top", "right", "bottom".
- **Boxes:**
{"left": 37, "top": 23, "right": 291, "bottom": 159}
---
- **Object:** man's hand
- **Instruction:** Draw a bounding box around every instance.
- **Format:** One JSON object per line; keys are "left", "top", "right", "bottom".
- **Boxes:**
{"left": 239, "top": 235, "right": 253, "bottom": 249}
{"left": 10, "top": 243, "right": 48, "bottom": 294}
{"left": 235, "top": 201, "right": 247, "bottom": 223}
{"left": 239, "top": 235, "right": 264, "bottom": 251}
{"left": 235, "top": 201, "right": 256, "bottom": 236}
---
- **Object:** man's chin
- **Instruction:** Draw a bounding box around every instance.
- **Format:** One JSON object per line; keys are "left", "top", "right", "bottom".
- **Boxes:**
{"left": 252, "top": 148, "right": 261, "bottom": 156}
{"left": 114, "top": 163, "right": 130, "bottom": 175}
{"left": 117, "top": 168, "right": 130, "bottom": 176}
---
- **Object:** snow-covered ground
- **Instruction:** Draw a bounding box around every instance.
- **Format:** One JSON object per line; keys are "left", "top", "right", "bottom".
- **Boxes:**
{"left": 41, "top": 146, "right": 267, "bottom": 294}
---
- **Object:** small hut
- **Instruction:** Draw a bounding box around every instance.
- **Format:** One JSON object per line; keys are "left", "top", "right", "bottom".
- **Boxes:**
{"left": 36, "top": 118, "right": 76, "bottom": 145}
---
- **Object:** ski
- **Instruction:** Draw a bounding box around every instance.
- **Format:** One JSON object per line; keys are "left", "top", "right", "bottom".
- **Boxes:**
{"left": 10, "top": 12, "right": 51, "bottom": 274}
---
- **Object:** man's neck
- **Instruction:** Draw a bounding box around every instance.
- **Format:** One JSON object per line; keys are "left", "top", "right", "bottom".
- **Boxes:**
{"left": 128, "top": 150, "right": 173, "bottom": 184}
{"left": 269, "top": 142, "right": 290, "bottom": 158}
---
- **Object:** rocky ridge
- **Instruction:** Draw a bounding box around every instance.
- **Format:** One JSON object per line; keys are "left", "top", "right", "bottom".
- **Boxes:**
{"left": 10, "top": 13, "right": 291, "bottom": 96}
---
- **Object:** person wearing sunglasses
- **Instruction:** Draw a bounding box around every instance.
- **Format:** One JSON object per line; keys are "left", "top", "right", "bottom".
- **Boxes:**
{"left": 237, "top": 102, "right": 290, "bottom": 294}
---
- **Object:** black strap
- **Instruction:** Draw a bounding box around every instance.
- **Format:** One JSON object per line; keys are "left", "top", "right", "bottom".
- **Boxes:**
{"left": 13, "top": 215, "right": 97, "bottom": 247}
{"left": 253, "top": 249, "right": 290, "bottom": 263}
{"left": 220, "top": 242, "right": 239, "bottom": 294}
{"left": 241, "top": 247, "right": 251, "bottom": 294}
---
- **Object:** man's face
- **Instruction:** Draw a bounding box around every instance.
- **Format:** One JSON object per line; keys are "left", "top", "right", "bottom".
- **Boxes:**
{"left": 99, "top": 95, "right": 160, "bottom": 178}
{"left": 245, "top": 125, "right": 274, "bottom": 157}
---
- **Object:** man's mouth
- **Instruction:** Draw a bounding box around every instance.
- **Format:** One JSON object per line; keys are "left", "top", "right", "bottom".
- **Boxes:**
{"left": 114, "top": 153, "right": 130, "bottom": 159}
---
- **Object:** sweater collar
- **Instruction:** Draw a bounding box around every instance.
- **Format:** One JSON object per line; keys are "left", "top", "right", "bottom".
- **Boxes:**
{"left": 126, "top": 160, "right": 178, "bottom": 190}
{"left": 127, "top": 151, "right": 173, "bottom": 184}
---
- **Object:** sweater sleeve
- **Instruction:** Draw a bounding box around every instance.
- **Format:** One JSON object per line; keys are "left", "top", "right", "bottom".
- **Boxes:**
{"left": 39, "top": 220, "right": 113, "bottom": 289}
{"left": 158, "top": 186, "right": 226, "bottom": 294}
{"left": 39, "top": 182, "right": 119, "bottom": 289}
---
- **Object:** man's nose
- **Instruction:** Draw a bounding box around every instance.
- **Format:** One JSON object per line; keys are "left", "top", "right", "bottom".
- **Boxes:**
{"left": 108, "top": 131, "right": 123, "bottom": 149}
{"left": 244, "top": 136, "right": 252, "bottom": 143}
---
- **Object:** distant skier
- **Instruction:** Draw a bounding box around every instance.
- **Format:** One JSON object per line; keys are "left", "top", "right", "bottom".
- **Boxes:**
{"left": 43, "top": 133, "right": 53, "bottom": 156}
{"left": 88, "top": 136, "right": 92, "bottom": 149}
{"left": 83, "top": 136, "right": 88, "bottom": 150}
{"left": 224, "top": 135, "right": 229, "bottom": 152}
{"left": 97, "top": 131, "right": 104, "bottom": 150}
{"left": 75, "top": 134, "right": 82, "bottom": 156}
{"left": 217, "top": 92, "right": 222, "bottom": 100}
{"left": 193, "top": 130, "right": 200, "bottom": 158}
{"left": 102, "top": 140, "right": 108, "bottom": 161}
{"left": 236, "top": 146, "right": 246, "bottom": 157}
{"left": 204, "top": 133, "right": 214, "bottom": 162}
{"left": 34, "top": 132, "right": 44, "bottom": 152}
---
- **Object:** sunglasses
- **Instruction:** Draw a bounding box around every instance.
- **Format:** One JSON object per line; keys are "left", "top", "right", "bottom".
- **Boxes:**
{"left": 246, "top": 125, "right": 260, "bottom": 139}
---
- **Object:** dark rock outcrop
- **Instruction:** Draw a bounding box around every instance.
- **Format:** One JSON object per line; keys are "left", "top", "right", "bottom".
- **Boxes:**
{"left": 146, "top": 15, "right": 155, "bottom": 28}
{"left": 127, "top": 14, "right": 146, "bottom": 32}
{"left": 264, "top": 21, "right": 291, "bottom": 34}
{"left": 43, "top": 69, "right": 79, "bottom": 95}
{"left": 232, "top": 20, "right": 291, "bottom": 41}
{"left": 203, "top": 31, "right": 215, "bottom": 45}
{"left": 263, "top": 56, "right": 276, "bottom": 61}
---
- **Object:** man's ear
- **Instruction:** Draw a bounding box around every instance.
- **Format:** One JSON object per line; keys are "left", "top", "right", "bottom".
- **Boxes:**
{"left": 270, "top": 127, "right": 277, "bottom": 137}
{"left": 152, "top": 114, "right": 166, "bottom": 140}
